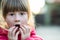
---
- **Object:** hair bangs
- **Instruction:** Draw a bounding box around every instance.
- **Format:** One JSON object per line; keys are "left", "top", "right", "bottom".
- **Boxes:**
{"left": 3, "top": 0, "right": 28, "bottom": 13}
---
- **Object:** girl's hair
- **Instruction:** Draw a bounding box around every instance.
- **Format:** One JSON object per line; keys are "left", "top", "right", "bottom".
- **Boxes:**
{"left": 1, "top": 0, "right": 30, "bottom": 18}
{"left": 1, "top": 0, "right": 35, "bottom": 29}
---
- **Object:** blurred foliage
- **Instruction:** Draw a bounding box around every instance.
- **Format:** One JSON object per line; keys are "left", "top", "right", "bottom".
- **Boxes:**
{"left": 45, "top": 0, "right": 60, "bottom": 25}
{"left": 0, "top": 0, "right": 1, "bottom": 3}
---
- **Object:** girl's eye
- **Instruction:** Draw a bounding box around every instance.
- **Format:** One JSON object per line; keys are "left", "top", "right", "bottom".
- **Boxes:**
{"left": 10, "top": 13, "right": 14, "bottom": 16}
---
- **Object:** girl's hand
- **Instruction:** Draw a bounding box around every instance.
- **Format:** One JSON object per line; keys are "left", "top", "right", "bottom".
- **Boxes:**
{"left": 20, "top": 25, "right": 30, "bottom": 40}
{"left": 8, "top": 26, "right": 20, "bottom": 40}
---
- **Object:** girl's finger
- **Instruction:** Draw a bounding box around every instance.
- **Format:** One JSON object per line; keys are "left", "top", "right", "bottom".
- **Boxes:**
{"left": 8, "top": 26, "right": 15, "bottom": 37}
{"left": 8, "top": 26, "right": 15, "bottom": 32}
{"left": 19, "top": 28, "right": 24, "bottom": 35}
{"left": 13, "top": 27, "right": 18, "bottom": 36}
{"left": 20, "top": 25, "right": 26, "bottom": 34}
{"left": 23, "top": 25, "right": 30, "bottom": 33}
{"left": 15, "top": 31, "right": 20, "bottom": 40}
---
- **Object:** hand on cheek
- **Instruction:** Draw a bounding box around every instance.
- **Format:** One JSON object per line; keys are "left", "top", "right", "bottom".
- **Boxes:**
{"left": 8, "top": 26, "right": 20, "bottom": 40}
{"left": 19, "top": 25, "right": 30, "bottom": 40}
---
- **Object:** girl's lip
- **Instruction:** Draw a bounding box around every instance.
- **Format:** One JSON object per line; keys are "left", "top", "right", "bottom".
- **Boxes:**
{"left": 15, "top": 24, "right": 20, "bottom": 28}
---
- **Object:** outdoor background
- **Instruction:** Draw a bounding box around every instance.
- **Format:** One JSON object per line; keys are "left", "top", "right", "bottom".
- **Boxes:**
{"left": 0, "top": 0, "right": 60, "bottom": 40}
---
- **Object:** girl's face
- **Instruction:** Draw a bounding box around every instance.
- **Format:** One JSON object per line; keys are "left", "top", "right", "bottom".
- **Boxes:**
{"left": 5, "top": 11, "right": 28, "bottom": 27}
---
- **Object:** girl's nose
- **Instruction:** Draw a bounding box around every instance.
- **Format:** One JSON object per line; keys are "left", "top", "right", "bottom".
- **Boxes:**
{"left": 15, "top": 14, "right": 20, "bottom": 22}
{"left": 15, "top": 20, "right": 20, "bottom": 22}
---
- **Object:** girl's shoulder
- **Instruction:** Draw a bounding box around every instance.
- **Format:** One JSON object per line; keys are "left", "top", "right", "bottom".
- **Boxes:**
{"left": 26, "top": 29, "right": 43, "bottom": 40}
{"left": 0, "top": 27, "right": 8, "bottom": 40}
{"left": 0, "top": 27, "right": 8, "bottom": 35}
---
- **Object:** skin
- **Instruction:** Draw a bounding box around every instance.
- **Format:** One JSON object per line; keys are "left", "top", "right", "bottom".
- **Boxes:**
{"left": 5, "top": 11, "right": 30, "bottom": 40}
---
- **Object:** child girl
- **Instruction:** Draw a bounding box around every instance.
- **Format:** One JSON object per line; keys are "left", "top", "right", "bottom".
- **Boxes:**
{"left": 0, "top": 0, "right": 43, "bottom": 40}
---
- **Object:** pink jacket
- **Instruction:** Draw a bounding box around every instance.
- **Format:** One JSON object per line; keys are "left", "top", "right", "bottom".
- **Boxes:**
{"left": 0, "top": 27, "right": 43, "bottom": 40}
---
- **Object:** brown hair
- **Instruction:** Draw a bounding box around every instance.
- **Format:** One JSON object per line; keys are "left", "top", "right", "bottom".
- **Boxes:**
{"left": 1, "top": 0, "right": 30, "bottom": 18}
{"left": 1, "top": 0, "right": 35, "bottom": 29}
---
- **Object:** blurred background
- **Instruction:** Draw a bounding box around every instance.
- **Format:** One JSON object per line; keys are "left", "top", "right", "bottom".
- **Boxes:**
{"left": 0, "top": 0, "right": 60, "bottom": 40}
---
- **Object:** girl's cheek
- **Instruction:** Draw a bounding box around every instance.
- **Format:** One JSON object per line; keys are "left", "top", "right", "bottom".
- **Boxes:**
{"left": 5, "top": 16, "right": 15, "bottom": 27}
{"left": 20, "top": 17, "right": 28, "bottom": 25}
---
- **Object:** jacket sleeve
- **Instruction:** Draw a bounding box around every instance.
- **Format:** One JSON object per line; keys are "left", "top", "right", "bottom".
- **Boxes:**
{"left": 0, "top": 35, "right": 8, "bottom": 40}
{"left": 25, "top": 35, "right": 43, "bottom": 40}
{"left": 0, "top": 27, "right": 8, "bottom": 40}
{"left": 25, "top": 30, "right": 43, "bottom": 40}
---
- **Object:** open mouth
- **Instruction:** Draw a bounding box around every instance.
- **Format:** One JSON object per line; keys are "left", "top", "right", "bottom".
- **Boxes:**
{"left": 15, "top": 24, "right": 20, "bottom": 28}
